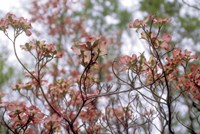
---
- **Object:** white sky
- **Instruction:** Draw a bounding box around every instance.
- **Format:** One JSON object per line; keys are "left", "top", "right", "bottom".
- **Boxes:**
{"left": 0, "top": 0, "right": 21, "bottom": 12}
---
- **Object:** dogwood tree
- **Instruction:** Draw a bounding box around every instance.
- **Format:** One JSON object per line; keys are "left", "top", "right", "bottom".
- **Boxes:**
{"left": 0, "top": 8, "right": 200, "bottom": 134}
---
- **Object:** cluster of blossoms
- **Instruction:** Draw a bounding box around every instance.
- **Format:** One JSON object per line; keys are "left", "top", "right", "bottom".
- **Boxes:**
{"left": 48, "top": 78, "right": 75, "bottom": 98}
{"left": 0, "top": 13, "right": 32, "bottom": 36}
{"left": 129, "top": 16, "right": 171, "bottom": 29}
{"left": 120, "top": 15, "right": 200, "bottom": 99}
{"left": 71, "top": 36, "right": 107, "bottom": 66}
{"left": 177, "top": 64, "right": 200, "bottom": 100}
{"left": 0, "top": 102, "right": 44, "bottom": 133}
{"left": 20, "top": 40, "right": 63, "bottom": 58}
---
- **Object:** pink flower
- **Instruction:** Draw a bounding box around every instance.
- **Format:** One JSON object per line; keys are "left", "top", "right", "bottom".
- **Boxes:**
{"left": 161, "top": 42, "right": 169, "bottom": 50}
{"left": 25, "top": 30, "right": 32, "bottom": 36}
{"left": 120, "top": 54, "right": 137, "bottom": 65}
{"left": 162, "top": 33, "right": 172, "bottom": 42}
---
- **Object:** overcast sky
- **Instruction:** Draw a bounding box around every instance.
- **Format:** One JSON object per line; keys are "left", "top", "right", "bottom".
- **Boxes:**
{"left": 1, "top": 0, "right": 20, "bottom": 12}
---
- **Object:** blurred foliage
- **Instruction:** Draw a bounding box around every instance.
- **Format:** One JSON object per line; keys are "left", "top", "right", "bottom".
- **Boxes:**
{"left": 80, "top": 0, "right": 131, "bottom": 34}
{"left": 0, "top": 57, "right": 13, "bottom": 87}
{"left": 0, "top": 48, "right": 13, "bottom": 132}
{"left": 140, "top": 0, "right": 182, "bottom": 16}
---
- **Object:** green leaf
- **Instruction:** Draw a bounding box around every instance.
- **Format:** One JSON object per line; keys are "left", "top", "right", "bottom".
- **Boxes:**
{"left": 92, "top": 39, "right": 99, "bottom": 48}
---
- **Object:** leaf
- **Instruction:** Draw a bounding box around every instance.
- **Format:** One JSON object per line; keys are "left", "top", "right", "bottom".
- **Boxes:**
{"left": 149, "top": 56, "right": 156, "bottom": 66}
{"left": 92, "top": 39, "right": 99, "bottom": 48}
{"left": 24, "top": 83, "right": 32, "bottom": 90}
